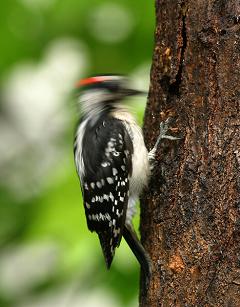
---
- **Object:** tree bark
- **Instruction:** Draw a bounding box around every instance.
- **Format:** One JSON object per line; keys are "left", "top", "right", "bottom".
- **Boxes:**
{"left": 140, "top": 0, "right": 240, "bottom": 306}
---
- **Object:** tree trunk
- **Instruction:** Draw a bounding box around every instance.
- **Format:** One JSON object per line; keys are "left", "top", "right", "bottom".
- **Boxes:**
{"left": 140, "top": 0, "right": 240, "bottom": 306}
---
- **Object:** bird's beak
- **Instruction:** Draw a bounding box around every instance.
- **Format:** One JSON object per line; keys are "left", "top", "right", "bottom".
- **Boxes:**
{"left": 123, "top": 88, "right": 148, "bottom": 96}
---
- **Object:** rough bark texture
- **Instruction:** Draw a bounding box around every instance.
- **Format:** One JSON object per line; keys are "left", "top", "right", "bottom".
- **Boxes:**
{"left": 140, "top": 0, "right": 240, "bottom": 306}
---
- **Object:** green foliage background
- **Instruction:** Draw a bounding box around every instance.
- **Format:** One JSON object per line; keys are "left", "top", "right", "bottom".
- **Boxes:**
{"left": 0, "top": 1, "right": 154, "bottom": 306}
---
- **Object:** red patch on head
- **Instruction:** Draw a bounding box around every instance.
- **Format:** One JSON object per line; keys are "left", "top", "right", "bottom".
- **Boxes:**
{"left": 75, "top": 76, "right": 114, "bottom": 88}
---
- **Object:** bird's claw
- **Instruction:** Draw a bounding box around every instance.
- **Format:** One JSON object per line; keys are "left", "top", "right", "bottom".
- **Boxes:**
{"left": 155, "top": 118, "right": 181, "bottom": 148}
{"left": 148, "top": 118, "right": 181, "bottom": 167}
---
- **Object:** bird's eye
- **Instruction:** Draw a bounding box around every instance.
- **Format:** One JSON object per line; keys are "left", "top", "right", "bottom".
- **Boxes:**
{"left": 105, "top": 81, "right": 120, "bottom": 92}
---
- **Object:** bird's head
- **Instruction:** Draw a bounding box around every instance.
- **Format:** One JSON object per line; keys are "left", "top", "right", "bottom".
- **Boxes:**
{"left": 75, "top": 75, "right": 145, "bottom": 114}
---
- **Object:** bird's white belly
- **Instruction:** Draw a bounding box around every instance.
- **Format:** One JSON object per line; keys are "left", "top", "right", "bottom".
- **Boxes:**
{"left": 126, "top": 123, "right": 150, "bottom": 224}
{"left": 129, "top": 123, "right": 150, "bottom": 198}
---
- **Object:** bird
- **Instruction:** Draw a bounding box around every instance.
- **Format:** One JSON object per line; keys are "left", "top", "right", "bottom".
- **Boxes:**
{"left": 73, "top": 74, "right": 179, "bottom": 278}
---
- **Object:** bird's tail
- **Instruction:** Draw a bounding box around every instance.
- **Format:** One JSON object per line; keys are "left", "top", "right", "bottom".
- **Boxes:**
{"left": 123, "top": 224, "right": 152, "bottom": 279}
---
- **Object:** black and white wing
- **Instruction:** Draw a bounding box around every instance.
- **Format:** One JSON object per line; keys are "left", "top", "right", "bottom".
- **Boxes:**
{"left": 74, "top": 116, "right": 133, "bottom": 268}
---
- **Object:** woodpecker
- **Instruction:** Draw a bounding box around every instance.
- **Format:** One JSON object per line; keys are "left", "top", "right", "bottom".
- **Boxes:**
{"left": 73, "top": 75, "right": 178, "bottom": 277}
